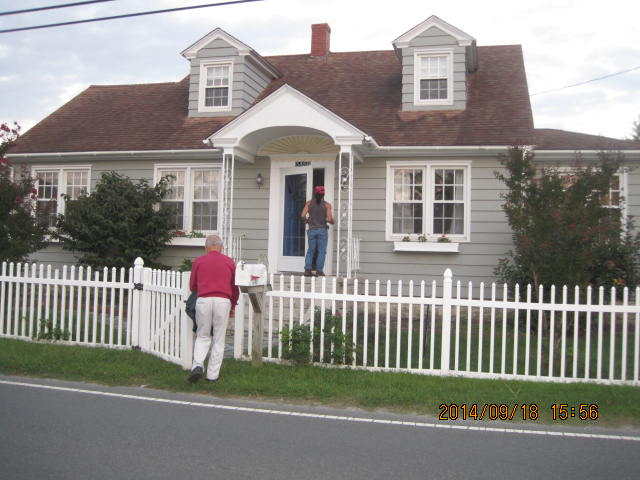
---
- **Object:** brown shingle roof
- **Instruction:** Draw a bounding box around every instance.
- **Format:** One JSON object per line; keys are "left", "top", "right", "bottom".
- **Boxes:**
{"left": 12, "top": 78, "right": 232, "bottom": 153}
{"left": 534, "top": 128, "right": 639, "bottom": 150}
{"left": 13, "top": 45, "right": 539, "bottom": 153}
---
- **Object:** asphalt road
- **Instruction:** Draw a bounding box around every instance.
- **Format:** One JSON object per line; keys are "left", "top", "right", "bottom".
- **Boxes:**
{"left": 1, "top": 375, "right": 638, "bottom": 480}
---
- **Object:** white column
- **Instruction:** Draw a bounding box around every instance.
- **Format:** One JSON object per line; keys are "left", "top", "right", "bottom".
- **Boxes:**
{"left": 222, "top": 149, "right": 235, "bottom": 253}
{"left": 335, "top": 147, "right": 355, "bottom": 278}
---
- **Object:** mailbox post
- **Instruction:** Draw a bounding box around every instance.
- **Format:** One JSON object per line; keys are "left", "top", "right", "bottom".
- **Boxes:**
{"left": 235, "top": 262, "right": 270, "bottom": 367}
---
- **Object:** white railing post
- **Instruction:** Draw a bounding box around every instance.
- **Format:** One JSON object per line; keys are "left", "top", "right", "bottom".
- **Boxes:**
{"left": 130, "top": 257, "right": 144, "bottom": 347}
{"left": 180, "top": 271, "right": 194, "bottom": 370}
{"left": 234, "top": 292, "right": 246, "bottom": 359}
{"left": 441, "top": 269, "right": 453, "bottom": 372}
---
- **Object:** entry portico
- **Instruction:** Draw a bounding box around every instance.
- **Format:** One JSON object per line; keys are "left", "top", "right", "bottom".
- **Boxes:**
{"left": 206, "top": 84, "right": 368, "bottom": 277}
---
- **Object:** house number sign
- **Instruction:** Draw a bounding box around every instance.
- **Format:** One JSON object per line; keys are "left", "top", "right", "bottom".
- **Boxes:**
{"left": 295, "top": 161, "right": 311, "bottom": 167}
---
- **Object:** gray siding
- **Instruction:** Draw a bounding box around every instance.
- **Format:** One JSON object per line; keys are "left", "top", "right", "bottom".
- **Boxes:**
{"left": 230, "top": 157, "right": 270, "bottom": 263}
{"left": 187, "top": 38, "right": 273, "bottom": 118}
{"left": 398, "top": 26, "right": 467, "bottom": 112}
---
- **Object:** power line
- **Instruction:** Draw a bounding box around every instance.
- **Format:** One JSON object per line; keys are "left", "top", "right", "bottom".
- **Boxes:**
{"left": 0, "top": 1, "right": 118, "bottom": 17}
{"left": 0, "top": 0, "right": 264, "bottom": 34}
{"left": 530, "top": 65, "right": 640, "bottom": 96}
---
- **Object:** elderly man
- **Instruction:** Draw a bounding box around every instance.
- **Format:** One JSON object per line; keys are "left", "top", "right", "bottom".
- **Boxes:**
{"left": 188, "top": 234, "right": 239, "bottom": 383}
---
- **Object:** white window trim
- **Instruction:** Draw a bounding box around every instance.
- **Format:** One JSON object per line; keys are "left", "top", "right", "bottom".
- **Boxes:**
{"left": 413, "top": 48, "right": 454, "bottom": 106}
{"left": 154, "top": 164, "right": 223, "bottom": 242}
{"left": 31, "top": 165, "right": 91, "bottom": 218}
{"left": 198, "top": 59, "right": 234, "bottom": 113}
{"left": 385, "top": 160, "right": 471, "bottom": 243}
{"left": 557, "top": 167, "right": 628, "bottom": 220}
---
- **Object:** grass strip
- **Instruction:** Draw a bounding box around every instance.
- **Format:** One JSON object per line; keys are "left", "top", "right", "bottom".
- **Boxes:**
{"left": 0, "top": 338, "right": 638, "bottom": 427}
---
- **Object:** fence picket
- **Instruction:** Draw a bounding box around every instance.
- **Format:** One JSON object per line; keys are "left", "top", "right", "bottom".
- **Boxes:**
{"left": 573, "top": 286, "right": 580, "bottom": 378}
{"left": 363, "top": 279, "right": 370, "bottom": 367}
{"left": 454, "top": 281, "right": 461, "bottom": 371}
{"left": 0, "top": 263, "right": 6, "bottom": 336}
{"left": 385, "top": 280, "right": 391, "bottom": 369}
{"left": 417, "top": 281, "right": 425, "bottom": 370}
{"left": 621, "top": 287, "right": 629, "bottom": 381}
{"left": 396, "top": 280, "right": 402, "bottom": 369}
{"left": 478, "top": 282, "right": 485, "bottom": 373}
{"left": 353, "top": 278, "right": 359, "bottom": 368}
{"left": 560, "top": 286, "right": 568, "bottom": 378}
{"left": 513, "top": 284, "right": 520, "bottom": 375}
{"left": 585, "top": 286, "right": 593, "bottom": 379}
{"left": 597, "top": 287, "right": 604, "bottom": 380}
{"left": 29, "top": 264, "right": 36, "bottom": 338}
{"left": 548, "top": 285, "right": 556, "bottom": 377}
{"left": 429, "top": 280, "right": 436, "bottom": 370}
{"left": 373, "top": 280, "right": 380, "bottom": 368}
{"left": 635, "top": 287, "right": 639, "bottom": 382}
{"left": 501, "top": 283, "right": 507, "bottom": 374}
{"left": 407, "top": 280, "right": 414, "bottom": 370}
{"left": 609, "top": 287, "right": 616, "bottom": 380}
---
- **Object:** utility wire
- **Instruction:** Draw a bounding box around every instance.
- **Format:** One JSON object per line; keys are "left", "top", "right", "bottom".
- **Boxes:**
{"left": 0, "top": 0, "right": 264, "bottom": 34}
{"left": 0, "top": 1, "right": 117, "bottom": 17}
{"left": 530, "top": 65, "right": 640, "bottom": 96}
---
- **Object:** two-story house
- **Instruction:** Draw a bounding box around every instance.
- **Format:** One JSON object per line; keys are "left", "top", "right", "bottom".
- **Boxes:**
{"left": 9, "top": 15, "right": 640, "bottom": 284}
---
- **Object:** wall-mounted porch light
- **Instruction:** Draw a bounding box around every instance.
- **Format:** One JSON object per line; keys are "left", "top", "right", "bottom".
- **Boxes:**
{"left": 256, "top": 173, "right": 264, "bottom": 188}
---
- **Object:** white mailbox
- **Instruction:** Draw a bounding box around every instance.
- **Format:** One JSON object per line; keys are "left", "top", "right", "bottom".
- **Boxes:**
{"left": 235, "top": 262, "right": 268, "bottom": 287}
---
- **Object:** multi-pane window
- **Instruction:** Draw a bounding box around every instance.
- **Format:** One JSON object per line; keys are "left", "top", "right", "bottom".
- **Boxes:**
{"left": 157, "top": 166, "right": 220, "bottom": 233}
{"left": 433, "top": 168, "right": 465, "bottom": 235}
{"left": 388, "top": 164, "right": 469, "bottom": 241}
{"left": 36, "top": 171, "right": 59, "bottom": 228}
{"left": 192, "top": 169, "right": 219, "bottom": 230}
{"left": 34, "top": 168, "right": 90, "bottom": 228}
{"left": 560, "top": 172, "right": 624, "bottom": 209}
{"left": 414, "top": 51, "right": 452, "bottom": 105}
{"left": 204, "top": 65, "right": 230, "bottom": 107}
{"left": 199, "top": 61, "right": 232, "bottom": 111}
{"left": 160, "top": 170, "right": 185, "bottom": 230}
{"left": 419, "top": 55, "right": 448, "bottom": 101}
{"left": 392, "top": 169, "right": 423, "bottom": 234}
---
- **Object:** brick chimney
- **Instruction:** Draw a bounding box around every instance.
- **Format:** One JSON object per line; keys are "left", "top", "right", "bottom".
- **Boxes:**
{"left": 311, "top": 23, "right": 331, "bottom": 57}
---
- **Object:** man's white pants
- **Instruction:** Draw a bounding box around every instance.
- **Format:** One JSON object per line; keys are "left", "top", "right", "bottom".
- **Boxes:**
{"left": 192, "top": 296, "right": 231, "bottom": 380}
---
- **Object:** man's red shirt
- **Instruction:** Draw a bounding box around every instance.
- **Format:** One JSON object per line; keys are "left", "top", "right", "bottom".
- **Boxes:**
{"left": 190, "top": 251, "right": 239, "bottom": 307}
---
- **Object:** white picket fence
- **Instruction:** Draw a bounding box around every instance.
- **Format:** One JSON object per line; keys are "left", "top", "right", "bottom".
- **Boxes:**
{"left": 0, "top": 258, "right": 193, "bottom": 369}
{"left": 3, "top": 259, "right": 640, "bottom": 386}
{"left": 236, "top": 270, "right": 640, "bottom": 386}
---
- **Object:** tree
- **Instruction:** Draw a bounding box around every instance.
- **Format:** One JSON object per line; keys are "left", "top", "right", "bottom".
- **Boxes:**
{"left": 0, "top": 122, "right": 48, "bottom": 262}
{"left": 495, "top": 147, "right": 640, "bottom": 294}
{"left": 631, "top": 115, "right": 640, "bottom": 142}
{"left": 56, "top": 171, "right": 176, "bottom": 269}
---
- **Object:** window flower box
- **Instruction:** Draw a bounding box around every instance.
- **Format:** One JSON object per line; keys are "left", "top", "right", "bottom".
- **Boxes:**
{"left": 393, "top": 241, "right": 459, "bottom": 253}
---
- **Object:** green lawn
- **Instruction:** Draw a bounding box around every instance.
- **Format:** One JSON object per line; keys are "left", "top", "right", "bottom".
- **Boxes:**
{"left": 1, "top": 338, "right": 638, "bottom": 427}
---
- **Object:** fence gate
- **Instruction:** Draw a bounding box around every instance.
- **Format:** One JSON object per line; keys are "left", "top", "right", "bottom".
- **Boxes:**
{"left": 131, "top": 258, "right": 193, "bottom": 369}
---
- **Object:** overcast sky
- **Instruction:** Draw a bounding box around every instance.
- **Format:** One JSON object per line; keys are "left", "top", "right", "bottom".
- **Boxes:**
{"left": 1, "top": 0, "right": 638, "bottom": 140}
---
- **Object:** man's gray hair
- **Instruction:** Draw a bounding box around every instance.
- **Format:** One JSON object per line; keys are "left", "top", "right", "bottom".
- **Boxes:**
{"left": 205, "top": 235, "right": 223, "bottom": 249}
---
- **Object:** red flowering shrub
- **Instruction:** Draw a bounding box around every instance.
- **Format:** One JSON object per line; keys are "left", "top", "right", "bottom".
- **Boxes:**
{"left": 0, "top": 122, "right": 48, "bottom": 262}
{"left": 495, "top": 147, "right": 640, "bottom": 296}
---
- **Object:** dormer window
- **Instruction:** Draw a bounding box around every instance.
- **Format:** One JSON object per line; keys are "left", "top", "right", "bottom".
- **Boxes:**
{"left": 199, "top": 60, "right": 233, "bottom": 112}
{"left": 414, "top": 49, "right": 454, "bottom": 106}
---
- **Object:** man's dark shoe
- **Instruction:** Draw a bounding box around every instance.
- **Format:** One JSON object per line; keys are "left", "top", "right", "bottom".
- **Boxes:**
{"left": 304, "top": 269, "right": 313, "bottom": 277}
{"left": 188, "top": 366, "right": 203, "bottom": 383}
{"left": 316, "top": 271, "right": 325, "bottom": 276}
